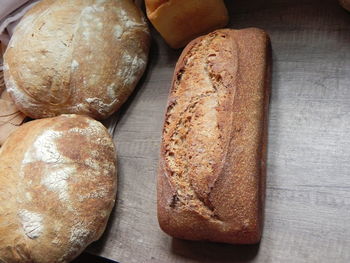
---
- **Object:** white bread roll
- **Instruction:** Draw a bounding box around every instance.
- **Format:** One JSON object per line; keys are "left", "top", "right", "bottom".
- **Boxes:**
{"left": 0, "top": 114, "right": 117, "bottom": 263}
{"left": 4, "top": 0, "right": 150, "bottom": 120}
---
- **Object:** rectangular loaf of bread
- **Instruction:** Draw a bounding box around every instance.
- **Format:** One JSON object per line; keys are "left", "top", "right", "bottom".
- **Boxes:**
{"left": 158, "top": 28, "right": 271, "bottom": 244}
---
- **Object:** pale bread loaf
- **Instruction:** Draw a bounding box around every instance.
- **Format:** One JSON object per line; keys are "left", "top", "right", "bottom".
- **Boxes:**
{"left": 158, "top": 28, "right": 271, "bottom": 244}
{"left": 0, "top": 114, "right": 117, "bottom": 263}
{"left": 4, "top": 0, "right": 150, "bottom": 120}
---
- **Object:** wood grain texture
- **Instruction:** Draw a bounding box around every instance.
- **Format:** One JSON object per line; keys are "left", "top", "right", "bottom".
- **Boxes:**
{"left": 89, "top": 0, "right": 350, "bottom": 262}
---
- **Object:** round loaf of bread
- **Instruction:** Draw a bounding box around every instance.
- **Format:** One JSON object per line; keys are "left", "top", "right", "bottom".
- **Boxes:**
{"left": 3, "top": 0, "right": 150, "bottom": 120}
{"left": 0, "top": 114, "right": 117, "bottom": 263}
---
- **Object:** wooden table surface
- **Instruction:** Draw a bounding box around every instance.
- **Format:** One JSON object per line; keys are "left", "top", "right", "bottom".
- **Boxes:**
{"left": 89, "top": 0, "right": 350, "bottom": 262}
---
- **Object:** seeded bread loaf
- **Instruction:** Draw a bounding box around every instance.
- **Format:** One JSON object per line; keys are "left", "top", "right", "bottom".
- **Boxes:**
{"left": 4, "top": 0, "right": 150, "bottom": 120}
{"left": 0, "top": 114, "right": 117, "bottom": 263}
{"left": 158, "top": 28, "right": 271, "bottom": 244}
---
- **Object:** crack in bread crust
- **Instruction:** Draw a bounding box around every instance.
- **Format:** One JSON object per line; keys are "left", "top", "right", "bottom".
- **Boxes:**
{"left": 163, "top": 32, "right": 238, "bottom": 221}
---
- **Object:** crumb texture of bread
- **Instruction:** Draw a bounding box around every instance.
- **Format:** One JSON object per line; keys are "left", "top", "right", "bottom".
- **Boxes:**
{"left": 158, "top": 28, "right": 271, "bottom": 244}
{"left": 0, "top": 114, "right": 117, "bottom": 263}
{"left": 146, "top": 0, "right": 228, "bottom": 48}
{"left": 4, "top": 0, "right": 150, "bottom": 120}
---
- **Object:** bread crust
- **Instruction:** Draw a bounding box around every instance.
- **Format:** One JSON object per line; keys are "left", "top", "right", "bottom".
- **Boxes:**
{"left": 158, "top": 28, "right": 271, "bottom": 244}
{"left": 4, "top": 0, "right": 150, "bottom": 120}
{"left": 0, "top": 114, "right": 117, "bottom": 263}
{"left": 146, "top": 0, "right": 228, "bottom": 48}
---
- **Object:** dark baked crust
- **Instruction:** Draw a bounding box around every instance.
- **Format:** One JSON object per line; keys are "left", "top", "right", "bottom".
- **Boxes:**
{"left": 158, "top": 28, "right": 271, "bottom": 244}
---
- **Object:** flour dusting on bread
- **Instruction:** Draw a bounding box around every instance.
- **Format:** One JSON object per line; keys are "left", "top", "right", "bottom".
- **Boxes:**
{"left": 0, "top": 114, "right": 117, "bottom": 262}
{"left": 41, "top": 166, "right": 76, "bottom": 201}
{"left": 18, "top": 209, "right": 43, "bottom": 239}
{"left": 23, "top": 130, "right": 63, "bottom": 164}
{"left": 3, "top": 0, "right": 150, "bottom": 119}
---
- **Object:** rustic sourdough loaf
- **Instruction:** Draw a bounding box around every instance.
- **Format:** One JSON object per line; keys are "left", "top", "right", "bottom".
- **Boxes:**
{"left": 158, "top": 28, "right": 271, "bottom": 244}
{"left": 0, "top": 114, "right": 117, "bottom": 263}
{"left": 4, "top": 0, "right": 150, "bottom": 120}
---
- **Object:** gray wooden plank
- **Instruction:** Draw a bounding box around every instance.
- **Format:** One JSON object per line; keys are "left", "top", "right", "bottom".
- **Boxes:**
{"left": 89, "top": 0, "right": 350, "bottom": 262}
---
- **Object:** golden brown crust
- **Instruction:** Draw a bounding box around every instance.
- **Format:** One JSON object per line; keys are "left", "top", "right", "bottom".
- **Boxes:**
{"left": 0, "top": 44, "right": 26, "bottom": 145}
{"left": 146, "top": 0, "right": 170, "bottom": 13}
{"left": 146, "top": 0, "right": 228, "bottom": 49}
{"left": 0, "top": 114, "right": 117, "bottom": 263}
{"left": 158, "top": 28, "right": 271, "bottom": 244}
{"left": 0, "top": 90, "right": 27, "bottom": 146}
{"left": 4, "top": 0, "right": 150, "bottom": 120}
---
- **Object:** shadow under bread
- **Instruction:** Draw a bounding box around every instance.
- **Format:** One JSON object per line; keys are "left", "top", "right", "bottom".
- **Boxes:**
{"left": 171, "top": 238, "right": 260, "bottom": 263}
